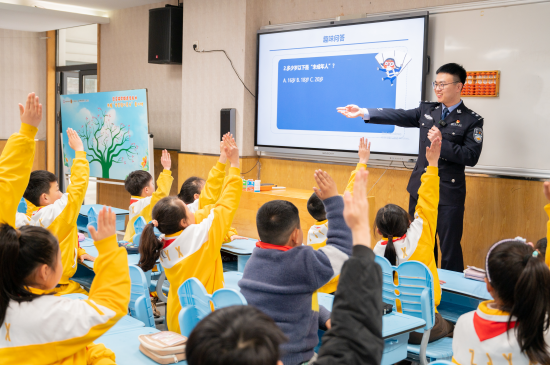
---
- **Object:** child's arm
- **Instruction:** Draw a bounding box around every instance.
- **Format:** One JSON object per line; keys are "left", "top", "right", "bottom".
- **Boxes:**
{"left": 51, "top": 208, "right": 131, "bottom": 361}
{"left": 316, "top": 168, "right": 384, "bottom": 364}
{"left": 544, "top": 182, "right": 550, "bottom": 267}
{"left": 141, "top": 150, "right": 174, "bottom": 222}
{"left": 408, "top": 138, "right": 441, "bottom": 262}
{"left": 196, "top": 139, "right": 229, "bottom": 209}
{"left": 309, "top": 170, "right": 353, "bottom": 288}
{"left": 344, "top": 138, "right": 370, "bottom": 195}
{"left": 0, "top": 93, "right": 41, "bottom": 226}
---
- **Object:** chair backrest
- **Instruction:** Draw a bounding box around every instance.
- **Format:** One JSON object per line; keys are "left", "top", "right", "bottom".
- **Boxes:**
{"left": 375, "top": 255, "right": 435, "bottom": 331}
{"left": 427, "top": 361, "right": 454, "bottom": 365}
{"left": 132, "top": 216, "right": 147, "bottom": 246}
{"left": 177, "top": 278, "right": 247, "bottom": 336}
{"left": 128, "top": 265, "right": 155, "bottom": 327}
{"left": 87, "top": 207, "right": 98, "bottom": 231}
{"left": 18, "top": 198, "right": 27, "bottom": 214}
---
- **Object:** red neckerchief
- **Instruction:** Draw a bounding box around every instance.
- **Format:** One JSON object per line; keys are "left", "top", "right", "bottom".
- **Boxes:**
{"left": 473, "top": 312, "right": 516, "bottom": 342}
{"left": 130, "top": 198, "right": 141, "bottom": 205}
{"left": 162, "top": 237, "right": 177, "bottom": 249}
{"left": 256, "top": 241, "right": 293, "bottom": 252}
{"left": 381, "top": 234, "right": 407, "bottom": 246}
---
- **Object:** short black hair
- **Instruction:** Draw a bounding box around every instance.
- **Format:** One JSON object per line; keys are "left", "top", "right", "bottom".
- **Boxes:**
{"left": 23, "top": 170, "right": 57, "bottom": 206}
{"left": 186, "top": 306, "right": 287, "bottom": 365}
{"left": 256, "top": 200, "right": 300, "bottom": 245}
{"left": 307, "top": 193, "right": 326, "bottom": 221}
{"left": 536, "top": 237, "right": 547, "bottom": 257}
{"left": 436, "top": 63, "right": 467, "bottom": 85}
{"left": 124, "top": 170, "right": 153, "bottom": 196}
{"left": 178, "top": 176, "right": 205, "bottom": 204}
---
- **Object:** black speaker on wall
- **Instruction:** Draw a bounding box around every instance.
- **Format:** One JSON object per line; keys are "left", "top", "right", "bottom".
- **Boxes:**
{"left": 221, "top": 109, "right": 236, "bottom": 142}
{"left": 148, "top": 5, "right": 183, "bottom": 64}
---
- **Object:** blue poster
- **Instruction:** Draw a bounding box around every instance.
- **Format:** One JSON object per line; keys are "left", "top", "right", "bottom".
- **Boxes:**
{"left": 60, "top": 89, "right": 150, "bottom": 180}
{"left": 277, "top": 53, "right": 398, "bottom": 133}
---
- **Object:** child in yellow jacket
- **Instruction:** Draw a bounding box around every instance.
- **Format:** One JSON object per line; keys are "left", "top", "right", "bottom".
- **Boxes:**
{"left": 0, "top": 206, "right": 131, "bottom": 365}
{"left": 372, "top": 138, "right": 454, "bottom": 344}
{"left": 1, "top": 93, "right": 41, "bottom": 228}
{"left": 123, "top": 149, "right": 173, "bottom": 242}
{"left": 23, "top": 129, "right": 94, "bottom": 295}
{"left": 179, "top": 134, "right": 243, "bottom": 242}
{"left": 305, "top": 137, "right": 370, "bottom": 293}
{"left": 138, "top": 134, "right": 242, "bottom": 333}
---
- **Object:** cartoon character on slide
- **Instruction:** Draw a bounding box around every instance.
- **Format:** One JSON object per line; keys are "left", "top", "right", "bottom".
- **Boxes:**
{"left": 375, "top": 51, "right": 412, "bottom": 86}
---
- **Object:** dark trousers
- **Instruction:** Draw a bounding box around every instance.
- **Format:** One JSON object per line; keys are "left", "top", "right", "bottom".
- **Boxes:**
{"left": 408, "top": 195, "right": 465, "bottom": 272}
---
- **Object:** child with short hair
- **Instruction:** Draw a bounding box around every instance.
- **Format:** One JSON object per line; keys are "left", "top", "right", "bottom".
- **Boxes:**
{"left": 239, "top": 170, "right": 353, "bottom": 365}
{"left": 123, "top": 149, "right": 173, "bottom": 242}
{"left": 137, "top": 134, "right": 242, "bottom": 333}
{"left": 186, "top": 169, "right": 384, "bottom": 365}
{"left": 23, "top": 128, "right": 94, "bottom": 295}
{"left": 306, "top": 137, "right": 370, "bottom": 293}
{"left": 0, "top": 207, "right": 131, "bottom": 364}
{"left": 371, "top": 138, "right": 454, "bottom": 344}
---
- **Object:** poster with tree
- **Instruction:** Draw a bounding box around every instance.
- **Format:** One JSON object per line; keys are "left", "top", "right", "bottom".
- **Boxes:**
{"left": 60, "top": 89, "right": 150, "bottom": 180}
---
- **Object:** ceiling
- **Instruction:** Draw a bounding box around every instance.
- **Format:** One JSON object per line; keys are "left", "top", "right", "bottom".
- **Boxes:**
{"left": 0, "top": 0, "right": 169, "bottom": 32}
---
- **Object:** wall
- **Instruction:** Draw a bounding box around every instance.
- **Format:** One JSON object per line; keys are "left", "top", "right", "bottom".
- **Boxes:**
{"left": 99, "top": 0, "right": 182, "bottom": 150}
{"left": 0, "top": 29, "right": 47, "bottom": 140}
{"left": 0, "top": 140, "right": 46, "bottom": 171}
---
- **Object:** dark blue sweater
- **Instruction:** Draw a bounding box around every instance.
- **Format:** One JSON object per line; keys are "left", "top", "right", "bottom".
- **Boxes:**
{"left": 239, "top": 196, "right": 353, "bottom": 365}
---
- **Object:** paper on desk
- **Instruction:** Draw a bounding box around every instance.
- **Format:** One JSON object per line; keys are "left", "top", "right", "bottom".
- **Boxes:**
{"left": 464, "top": 265, "right": 486, "bottom": 281}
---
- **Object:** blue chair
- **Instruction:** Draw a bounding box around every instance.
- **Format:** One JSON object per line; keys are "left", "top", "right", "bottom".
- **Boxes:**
{"left": 18, "top": 198, "right": 27, "bottom": 213}
{"left": 128, "top": 265, "right": 157, "bottom": 328}
{"left": 427, "top": 361, "right": 454, "bottom": 365}
{"left": 131, "top": 216, "right": 147, "bottom": 246}
{"left": 375, "top": 256, "right": 453, "bottom": 365}
{"left": 178, "top": 278, "right": 247, "bottom": 337}
{"left": 87, "top": 207, "right": 98, "bottom": 231}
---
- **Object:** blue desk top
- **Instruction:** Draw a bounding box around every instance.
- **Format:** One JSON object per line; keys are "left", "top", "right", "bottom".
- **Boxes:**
{"left": 96, "top": 327, "right": 178, "bottom": 365}
{"left": 438, "top": 269, "right": 491, "bottom": 300}
{"left": 221, "top": 238, "right": 258, "bottom": 255}
{"left": 80, "top": 240, "right": 141, "bottom": 269}
{"left": 224, "top": 272, "right": 425, "bottom": 339}
{"left": 79, "top": 204, "right": 129, "bottom": 216}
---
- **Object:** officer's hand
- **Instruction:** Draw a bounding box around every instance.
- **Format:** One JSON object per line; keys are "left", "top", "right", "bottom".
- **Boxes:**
{"left": 426, "top": 138, "right": 441, "bottom": 167}
{"left": 427, "top": 126, "right": 442, "bottom": 143}
{"left": 337, "top": 105, "right": 364, "bottom": 118}
{"left": 544, "top": 181, "right": 550, "bottom": 202}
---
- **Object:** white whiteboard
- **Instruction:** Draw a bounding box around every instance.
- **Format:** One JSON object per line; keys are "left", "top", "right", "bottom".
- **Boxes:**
{"left": 425, "top": 1, "right": 550, "bottom": 178}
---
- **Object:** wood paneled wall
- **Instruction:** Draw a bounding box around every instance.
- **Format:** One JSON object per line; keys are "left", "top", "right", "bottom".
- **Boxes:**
{"left": 0, "top": 140, "right": 46, "bottom": 171}
{"left": 178, "top": 152, "right": 548, "bottom": 269}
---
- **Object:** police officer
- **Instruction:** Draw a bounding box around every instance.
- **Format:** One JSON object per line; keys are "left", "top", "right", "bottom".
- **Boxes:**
{"left": 337, "top": 63, "right": 483, "bottom": 272}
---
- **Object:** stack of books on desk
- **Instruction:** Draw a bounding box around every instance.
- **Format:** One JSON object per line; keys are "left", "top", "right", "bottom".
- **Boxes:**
{"left": 464, "top": 266, "right": 486, "bottom": 281}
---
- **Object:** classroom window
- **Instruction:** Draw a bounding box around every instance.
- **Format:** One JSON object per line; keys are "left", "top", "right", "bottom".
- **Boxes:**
{"left": 57, "top": 24, "right": 98, "bottom": 66}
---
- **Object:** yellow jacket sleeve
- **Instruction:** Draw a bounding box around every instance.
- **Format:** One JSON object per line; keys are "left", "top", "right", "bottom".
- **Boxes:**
{"left": 49, "top": 151, "right": 89, "bottom": 234}
{"left": 197, "top": 161, "right": 227, "bottom": 209}
{"left": 344, "top": 163, "right": 367, "bottom": 195}
{"left": 545, "top": 204, "right": 550, "bottom": 267}
{"left": 0, "top": 123, "right": 37, "bottom": 226}
{"left": 195, "top": 167, "right": 242, "bottom": 247}
{"left": 141, "top": 170, "right": 173, "bottom": 223}
{"left": 223, "top": 227, "right": 239, "bottom": 243}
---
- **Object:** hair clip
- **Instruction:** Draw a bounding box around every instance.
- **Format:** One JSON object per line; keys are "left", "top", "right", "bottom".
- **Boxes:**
{"left": 533, "top": 251, "right": 540, "bottom": 257}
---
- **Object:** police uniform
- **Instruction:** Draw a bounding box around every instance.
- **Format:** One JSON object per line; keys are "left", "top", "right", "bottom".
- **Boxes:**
{"left": 365, "top": 101, "right": 484, "bottom": 272}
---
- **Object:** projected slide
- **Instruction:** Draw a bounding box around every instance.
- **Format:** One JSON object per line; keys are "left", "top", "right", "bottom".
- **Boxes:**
{"left": 256, "top": 16, "right": 426, "bottom": 156}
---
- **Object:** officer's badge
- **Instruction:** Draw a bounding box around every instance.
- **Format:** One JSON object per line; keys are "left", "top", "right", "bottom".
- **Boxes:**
{"left": 424, "top": 114, "right": 433, "bottom": 120}
{"left": 473, "top": 128, "right": 483, "bottom": 143}
{"left": 457, "top": 109, "right": 462, "bottom": 114}
{"left": 451, "top": 120, "right": 462, "bottom": 127}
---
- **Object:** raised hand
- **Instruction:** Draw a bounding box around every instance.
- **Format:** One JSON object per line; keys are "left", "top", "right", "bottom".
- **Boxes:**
{"left": 313, "top": 170, "right": 339, "bottom": 200}
{"left": 219, "top": 134, "right": 228, "bottom": 164}
{"left": 336, "top": 105, "right": 364, "bottom": 118}
{"left": 426, "top": 138, "right": 441, "bottom": 167}
{"left": 358, "top": 137, "right": 371, "bottom": 165}
{"left": 222, "top": 133, "right": 239, "bottom": 168}
{"left": 161, "top": 149, "right": 171, "bottom": 171}
{"left": 19, "top": 92, "right": 43, "bottom": 128}
{"left": 88, "top": 206, "right": 116, "bottom": 242}
{"left": 67, "top": 128, "right": 84, "bottom": 152}
{"left": 343, "top": 169, "right": 371, "bottom": 247}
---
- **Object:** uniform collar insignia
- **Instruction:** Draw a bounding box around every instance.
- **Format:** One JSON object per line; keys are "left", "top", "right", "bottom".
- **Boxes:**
{"left": 457, "top": 109, "right": 461, "bottom": 114}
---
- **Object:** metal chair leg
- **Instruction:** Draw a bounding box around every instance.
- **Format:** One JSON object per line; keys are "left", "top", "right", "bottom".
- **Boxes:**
{"left": 419, "top": 329, "right": 431, "bottom": 365}
{"left": 156, "top": 271, "right": 168, "bottom": 303}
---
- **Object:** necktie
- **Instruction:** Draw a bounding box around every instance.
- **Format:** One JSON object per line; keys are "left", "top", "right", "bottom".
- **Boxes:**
{"left": 442, "top": 107, "right": 449, "bottom": 120}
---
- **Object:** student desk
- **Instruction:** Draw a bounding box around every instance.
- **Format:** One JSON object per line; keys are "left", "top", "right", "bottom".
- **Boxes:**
{"left": 77, "top": 204, "right": 129, "bottom": 233}
{"left": 96, "top": 327, "right": 180, "bottom": 365}
{"left": 232, "top": 188, "right": 376, "bottom": 245}
{"left": 79, "top": 238, "right": 141, "bottom": 268}
{"left": 221, "top": 238, "right": 257, "bottom": 272}
{"left": 437, "top": 269, "right": 491, "bottom": 323}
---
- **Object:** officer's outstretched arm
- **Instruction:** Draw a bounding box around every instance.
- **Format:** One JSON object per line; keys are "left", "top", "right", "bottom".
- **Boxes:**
{"left": 367, "top": 107, "right": 422, "bottom": 128}
{"left": 440, "top": 119, "right": 483, "bottom": 166}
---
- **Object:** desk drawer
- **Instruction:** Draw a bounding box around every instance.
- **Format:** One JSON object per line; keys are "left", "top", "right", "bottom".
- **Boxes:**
{"left": 381, "top": 333, "right": 409, "bottom": 365}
